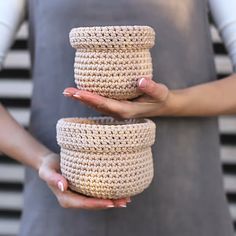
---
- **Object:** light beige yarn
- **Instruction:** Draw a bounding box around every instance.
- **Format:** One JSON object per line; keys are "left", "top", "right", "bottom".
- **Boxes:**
{"left": 56, "top": 117, "right": 156, "bottom": 199}
{"left": 69, "top": 26, "right": 155, "bottom": 50}
{"left": 57, "top": 117, "right": 156, "bottom": 154}
{"left": 69, "top": 26, "right": 155, "bottom": 100}
{"left": 56, "top": 25, "right": 157, "bottom": 199}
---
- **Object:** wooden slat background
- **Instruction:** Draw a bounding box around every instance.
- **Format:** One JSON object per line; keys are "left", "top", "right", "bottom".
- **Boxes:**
{"left": 0, "top": 21, "right": 236, "bottom": 235}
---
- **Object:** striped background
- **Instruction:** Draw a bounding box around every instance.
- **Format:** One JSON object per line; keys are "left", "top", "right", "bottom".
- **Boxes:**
{"left": 0, "top": 21, "right": 235, "bottom": 235}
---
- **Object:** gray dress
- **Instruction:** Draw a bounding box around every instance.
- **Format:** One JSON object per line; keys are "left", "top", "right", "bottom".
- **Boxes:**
{"left": 19, "top": 0, "right": 234, "bottom": 235}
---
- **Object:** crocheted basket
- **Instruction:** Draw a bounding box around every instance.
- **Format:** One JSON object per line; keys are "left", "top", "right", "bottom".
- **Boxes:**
{"left": 69, "top": 26, "right": 156, "bottom": 100}
{"left": 56, "top": 117, "right": 156, "bottom": 199}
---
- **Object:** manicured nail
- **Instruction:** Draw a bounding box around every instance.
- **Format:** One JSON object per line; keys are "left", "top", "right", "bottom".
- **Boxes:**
{"left": 73, "top": 93, "right": 81, "bottom": 99}
{"left": 127, "top": 198, "right": 131, "bottom": 203}
{"left": 138, "top": 78, "right": 147, "bottom": 88}
{"left": 119, "top": 204, "right": 127, "bottom": 208}
{"left": 57, "top": 181, "right": 64, "bottom": 192}
{"left": 107, "top": 205, "right": 115, "bottom": 208}
{"left": 63, "top": 91, "right": 72, "bottom": 97}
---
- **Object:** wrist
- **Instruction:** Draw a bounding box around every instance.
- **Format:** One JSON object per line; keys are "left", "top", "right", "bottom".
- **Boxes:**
{"left": 156, "top": 90, "right": 184, "bottom": 116}
{"left": 34, "top": 149, "right": 54, "bottom": 171}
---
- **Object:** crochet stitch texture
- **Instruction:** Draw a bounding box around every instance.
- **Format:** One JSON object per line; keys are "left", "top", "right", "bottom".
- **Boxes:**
{"left": 57, "top": 117, "right": 156, "bottom": 199}
{"left": 57, "top": 26, "right": 156, "bottom": 199}
{"left": 69, "top": 25, "right": 155, "bottom": 100}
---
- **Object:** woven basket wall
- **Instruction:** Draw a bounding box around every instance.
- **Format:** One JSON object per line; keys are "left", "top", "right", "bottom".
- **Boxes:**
{"left": 56, "top": 117, "right": 156, "bottom": 199}
{"left": 69, "top": 25, "right": 156, "bottom": 100}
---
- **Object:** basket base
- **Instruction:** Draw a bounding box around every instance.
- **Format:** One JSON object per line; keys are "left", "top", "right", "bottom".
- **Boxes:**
{"left": 68, "top": 183, "right": 149, "bottom": 200}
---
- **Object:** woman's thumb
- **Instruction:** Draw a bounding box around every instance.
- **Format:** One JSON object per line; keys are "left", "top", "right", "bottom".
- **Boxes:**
{"left": 39, "top": 162, "right": 68, "bottom": 192}
{"left": 138, "top": 77, "right": 169, "bottom": 102}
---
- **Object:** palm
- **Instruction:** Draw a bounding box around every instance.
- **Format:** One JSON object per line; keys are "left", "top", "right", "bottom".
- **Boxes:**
{"left": 39, "top": 153, "right": 130, "bottom": 209}
{"left": 63, "top": 78, "right": 169, "bottom": 118}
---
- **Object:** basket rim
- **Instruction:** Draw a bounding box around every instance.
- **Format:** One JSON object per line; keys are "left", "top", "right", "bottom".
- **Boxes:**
{"left": 69, "top": 25, "right": 155, "bottom": 50}
{"left": 57, "top": 116, "right": 155, "bottom": 129}
{"left": 70, "top": 25, "right": 154, "bottom": 32}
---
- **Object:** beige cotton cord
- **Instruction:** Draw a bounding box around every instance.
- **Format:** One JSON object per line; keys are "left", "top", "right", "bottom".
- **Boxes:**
{"left": 69, "top": 25, "right": 156, "bottom": 100}
{"left": 60, "top": 148, "right": 154, "bottom": 199}
{"left": 56, "top": 117, "right": 156, "bottom": 154}
{"left": 56, "top": 117, "right": 156, "bottom": 199}
{"left": 69, "top": 25, "right": 155, "bottom": 50}
{"left": 56, "top": 25, "right": 157, "bottom": 199}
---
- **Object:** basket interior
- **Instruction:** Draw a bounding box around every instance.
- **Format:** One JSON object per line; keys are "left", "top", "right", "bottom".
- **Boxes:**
{"left": 63, "top": 117, "right": 146, "bottom": 126}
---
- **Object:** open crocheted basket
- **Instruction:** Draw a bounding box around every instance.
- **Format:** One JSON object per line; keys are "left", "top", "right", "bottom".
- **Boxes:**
{"left": 56, "top": 117, "right": 156, "bottom": 199}
{"left": 69, "top": 26, "right": 156, "bottom": 100}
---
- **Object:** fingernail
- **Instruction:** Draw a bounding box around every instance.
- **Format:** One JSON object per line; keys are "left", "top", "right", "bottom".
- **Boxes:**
{"left": 138, "top": 78, "right": 147, "bottom": 88}
{"left": 57, "top": 181, "right": 64, "bottom": 192}
{"left": 63, "top": 91, "right": 71, "bottom": 96}
{"left": 127, "top": 198, "right": 131, "bottom": 203}
{"left": 107, "top": 205, "right": 115, "bottom": 208}
{"left": 73, "top": 93, "right": 81, "bottom": 98}
{"left": 119, "top": 204, "right": 127, "bottom": 208}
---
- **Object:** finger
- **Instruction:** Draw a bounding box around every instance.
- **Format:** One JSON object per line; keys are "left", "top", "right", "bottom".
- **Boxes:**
{"left": 138, "top": 77, "right": 169, "bottom": 102}
{"left": 63, "top": 87, "right": 80, "bottom": 101}
{"left": 113, "top": 197, "right": 132, "bottom": 207}
{"left": 39, "top": 159, "right": 68, "bottom": 192}
{"left": 57, "top": 191, "right": 115, "bottom": 210}
{"left": 112, "top": 198, "right": 130, "bottom": 208}
{"left": 64, "top": 88, "right": 118, "bottom": 114}
{"left": 126, "top": 197, "right": 132, "bottom": 203}
{"left": 63, "top": 87, "right": 77, "bottom": 97}
{"left": 63, "top": 87, "right": 78, "bottom": 95}
{"left": 70, "top": 90, "right": 134, "bottom": 118}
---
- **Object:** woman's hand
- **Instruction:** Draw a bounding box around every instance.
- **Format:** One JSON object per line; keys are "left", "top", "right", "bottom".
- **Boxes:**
{"left": 38, "top": 152, "right": 131, "bottom": 210}
{"left": 63, "top": 77, "right": 175, "bottom": 119}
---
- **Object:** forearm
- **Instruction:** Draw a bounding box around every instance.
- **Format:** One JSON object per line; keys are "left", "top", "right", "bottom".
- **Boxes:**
{"left": 167, "top": 74, "right": 236, "bottom": 116}
{"left": 172, "top": 0, "right": 236, "bottom": 116}
{"left": 0, "top": 104, "right": 52, "bottom": 170}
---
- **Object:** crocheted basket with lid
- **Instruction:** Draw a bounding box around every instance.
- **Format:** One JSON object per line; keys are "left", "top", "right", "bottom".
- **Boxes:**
{"left": 69, "top": 26, "right": 155, "bottom": 100}
{"left": 56, "top": 117, "right": 156, "bottom": 199}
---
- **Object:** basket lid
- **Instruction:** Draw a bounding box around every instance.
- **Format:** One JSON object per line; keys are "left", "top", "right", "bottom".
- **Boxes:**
{"left": 69, "top": 25, "right": 155, "bottom": 50}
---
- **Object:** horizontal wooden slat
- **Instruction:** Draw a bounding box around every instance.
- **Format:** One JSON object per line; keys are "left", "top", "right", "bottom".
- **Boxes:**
{"left": 214, "top": 56, "right": 233, "bottom": 74}
{"left": 210, "top": 25, "right": 222, "bottom": 43}
{"left": 224, "top": 174, "right": 236, "bottom": 193}
{"left": 0, "top": 164, "right": 24, "bottom": 183}
{"left": 3, "top": 51, "right": 30, "bottom": 69}
{"left": 219, "top": 116, "right": 236, "bottom": 134}
{"left": 230, "top": 204, "right": 236, "bottom": 221}
{"left": 8, "top": 108, "right": 30, "bottom": 126}
{"left": 16, "top": 22, "right": 28, "bottom": 39}
{"left": 0, "top": 218, "right": 20, "bottom": 235}
{"left": 0, "top": 80, "right": 32, "bottom": 98}
{"left": 221, "top": 146, "right": 236, "bottom": 164}
{"left": 0, "top": 191, "right": 22, "bottom": 210}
